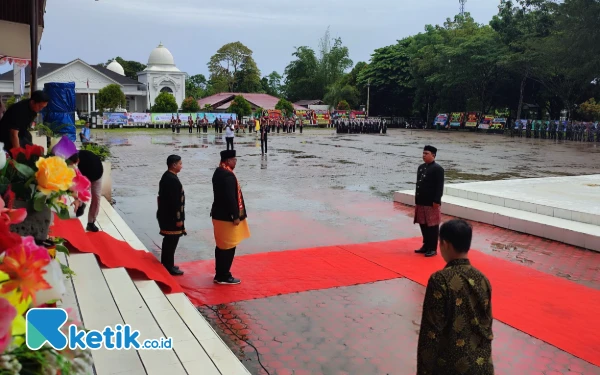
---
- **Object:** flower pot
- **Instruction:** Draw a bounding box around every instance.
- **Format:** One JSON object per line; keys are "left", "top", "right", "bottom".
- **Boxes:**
{"left": 10, "top": 200, "right": 52, "bottom": 242}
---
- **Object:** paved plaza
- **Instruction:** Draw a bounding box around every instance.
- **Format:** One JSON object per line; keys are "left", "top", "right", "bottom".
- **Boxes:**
{"left": 103, "top": 128, "right": 600, "bottom": 374}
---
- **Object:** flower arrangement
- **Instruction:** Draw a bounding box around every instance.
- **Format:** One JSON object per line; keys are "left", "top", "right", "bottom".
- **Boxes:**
{"left": 0, "top": 205, "right": 92, "bottom": 374}
{"left": 1, "top": 138, "right": 93, "bottom": 374}
{"left": 0, "top": 137, "right": 91, "bottom": 220}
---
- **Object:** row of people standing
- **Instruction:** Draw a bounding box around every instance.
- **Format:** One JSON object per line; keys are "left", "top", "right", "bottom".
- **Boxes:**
{"left": 334, "top": 119, "right": 387, "bottom": 134}
{"left": 511, "top": 120, "right": 600, "bottom": 142}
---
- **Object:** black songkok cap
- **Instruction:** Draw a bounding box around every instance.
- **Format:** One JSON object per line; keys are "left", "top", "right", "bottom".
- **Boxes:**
{"left": 424, "top": 145, "right": 437, "bottom": 155}
{"left": 220, "top": 150, "right": 236, "bottom": 161}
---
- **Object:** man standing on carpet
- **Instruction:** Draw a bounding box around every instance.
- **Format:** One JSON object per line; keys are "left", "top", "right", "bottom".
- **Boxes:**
{"left": 210, "top": 150, "right": 250, "bottom": 285}
{"left": 69, "top": 149, "right": 104, "bottom": 233}
{"left": 414, "top": 145, "right": 444, "bottom": 257}
{"left": 157, "top": 155, "right": 186, "bottom": 276}
{"left": 417, "top": 219, "right": 494, "bottom": 374}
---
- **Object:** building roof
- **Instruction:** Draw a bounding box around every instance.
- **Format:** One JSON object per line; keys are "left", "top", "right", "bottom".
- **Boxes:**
{"left": 144, "top": 42, "right": 181, "bottom": 73}
{"left": 198, "top": 92, "right": 305, "bottom": 111}
{"left": 294, "top": 99, "right": 324, "bottom": 107}
{"left": 0, "top": 60, "right": 141, "bottom": 86}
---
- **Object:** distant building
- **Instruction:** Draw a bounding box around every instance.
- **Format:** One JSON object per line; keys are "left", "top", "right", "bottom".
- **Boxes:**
{"left": 198, "top": 93, "right": 305, "bottom": 112}
{"left": 0, "top": 42, "right": 186, "bottom": 113}
{"left": 293, "top": 99, "right": 324, "bottom": 108}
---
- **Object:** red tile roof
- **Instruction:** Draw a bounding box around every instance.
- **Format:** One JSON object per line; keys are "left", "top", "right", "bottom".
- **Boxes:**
{"left": 197, "top": 93, "right": 305, "bottom": 111}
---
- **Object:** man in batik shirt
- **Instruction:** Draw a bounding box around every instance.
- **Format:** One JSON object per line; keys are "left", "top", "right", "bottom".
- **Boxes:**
{"left": 417, "top": 219, "right": 494, "bottom": 375}
{"left": 414, "top": 145, "right": 444, "bottom": 257}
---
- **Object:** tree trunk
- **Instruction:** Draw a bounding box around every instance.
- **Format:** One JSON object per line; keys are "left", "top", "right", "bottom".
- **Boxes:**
{"left": 516, "top": 73, "right": 528, "bottom": 121}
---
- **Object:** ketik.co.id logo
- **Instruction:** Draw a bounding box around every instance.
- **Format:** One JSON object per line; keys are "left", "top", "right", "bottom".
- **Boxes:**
{"left": 26, "top": 308, "right": 173, "bottom": 350}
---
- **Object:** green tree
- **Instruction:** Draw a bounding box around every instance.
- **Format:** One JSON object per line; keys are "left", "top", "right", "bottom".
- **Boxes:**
{"left": 358, "top": 39, "right": 415, "bottom": 116}
{"left": 283, "top": 28, "right": 352, "bottom": 102}
{"left": 152, "top": 92, "right": 178, "bottom": 113}
{"left": 103, "top": 57, "right": 146, "bottom": 80}
{"left": 96, "top": 84, "right": 126, "bottom": 112}
{"left": 337, "top": 100, "right": 350, "bottom": 110}
{"left": 275, "top": 98, "right": 294, "bottom": 118}
{"left": 185, "top": 74, "right": 208, "bottom": 99}
{"left": 261, "top": 71, "right": 283, "bottom": 97}
{"left": 236, "top": 56, "right": 262, "bottom": 92}
{"left": 181, "top": 96, "right": 200, "bottom": 112}
{"left": 284, "top": 46, "right": 320, "bottom": 101}
{"left": 208, "top": 42, "right": 260, "bottom": 93}
{"left": 229, "top": 95, "right": 252, "bottom": 119}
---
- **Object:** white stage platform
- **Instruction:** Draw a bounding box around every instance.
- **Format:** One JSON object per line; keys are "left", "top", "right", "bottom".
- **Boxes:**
{"left": 394, "top": 175, "right": 600, "bottom": 252}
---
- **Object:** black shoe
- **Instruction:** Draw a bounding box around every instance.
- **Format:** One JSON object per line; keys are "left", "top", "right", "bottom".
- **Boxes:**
{"left": 414, "top": 247, "right": 427, "bottom": 254}
{"left": 215, "top": 277, "right": 241, "bottom": 285}
{"left": 76, "top": 203, "right": 86, "bottom": 217}
{"left": 167, "top": 267, "right": 184, "bottom": 276}
{"left": 173, "top": 265, "right": 180, "bottom": 270}
{"left": 86, "top": 222, "right": 99, "bottom": 232}
{"left": 425, "top": 250, "right": 437, "bottom": 257}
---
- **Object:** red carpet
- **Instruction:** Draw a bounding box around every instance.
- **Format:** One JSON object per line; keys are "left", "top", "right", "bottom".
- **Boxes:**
{"left": 177, "top": 237, "right": 600, "bottom": 367}
{"left": 51, "top": 217, "right": 183, "bottom": 294}
{"left": 177, "top": 245, "right": 401, "bottom": 305}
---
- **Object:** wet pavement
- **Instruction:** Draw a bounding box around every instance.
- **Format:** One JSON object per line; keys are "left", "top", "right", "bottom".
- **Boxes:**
{"left": 99, "top": 128, "right": 600, "bottom": 374}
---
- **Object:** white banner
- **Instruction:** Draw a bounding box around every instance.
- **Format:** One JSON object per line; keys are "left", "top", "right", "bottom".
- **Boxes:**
{"left": 128, "top": 113, "right": 151, "bottom": 123}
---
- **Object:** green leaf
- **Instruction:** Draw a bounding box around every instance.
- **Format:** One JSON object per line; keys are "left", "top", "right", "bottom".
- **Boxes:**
{"left": 12, "top": 161, "right": 35, "bottom": 178}
{"left": 55, "top": 244, "right": 70, "bottom": 256}
{"left": 56, "top": 207, "right": 70, "bottom": 220}
{"left": 60, "top": 263, "right": 76, "bottom": 278}
{"left": 33, "top": 193, "right": 47, "bottom": 212}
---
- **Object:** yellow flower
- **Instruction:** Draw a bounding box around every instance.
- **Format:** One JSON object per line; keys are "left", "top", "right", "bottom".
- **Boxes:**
{"left": 476, "top": 357, "right": 485, "bottom": 366}
{"left": 35, "top": 156, "right": 76, "bottom": 195}
{"left": 48, "top": 246, "right": 56, "bottom": 259}
{"left": 456, "top": 339, "right": 465, "bottom": 347}
{"left": 456, "top": 298, "right": 463, "bottom": 306}
{"left": 433, "top": 291, "right": 442, "bottom": 299}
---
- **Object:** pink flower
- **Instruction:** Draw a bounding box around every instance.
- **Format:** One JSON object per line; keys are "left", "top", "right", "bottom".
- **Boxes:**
{"left": 0, "top": 191, "right": 27, "bottom": 225}
{"left": 70, "top": 168, "right": 91, "bottom": 202}
{"left": 0, "top": 297, "right": 17, "bottom": 353}
{"left": 9, "top": 236, "right": 52, "bottom": 263}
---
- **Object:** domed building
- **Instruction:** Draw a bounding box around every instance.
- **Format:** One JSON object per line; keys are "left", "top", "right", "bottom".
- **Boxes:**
{"left": 137, "top": 42, "right": 187, "bottom": 109}
{"left": 0, "top": 42, "right": 186, "bottom": 115}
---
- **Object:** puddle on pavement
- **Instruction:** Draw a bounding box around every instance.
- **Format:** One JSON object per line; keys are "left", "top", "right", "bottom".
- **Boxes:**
{"left": 277, "top": 149, "right": 304, "bottom": 154}
{"left": 295, "top": 155, "right": 318, "bottom": 159}
{"left": 445, "top": 170, "right": 523, "bottom": 181}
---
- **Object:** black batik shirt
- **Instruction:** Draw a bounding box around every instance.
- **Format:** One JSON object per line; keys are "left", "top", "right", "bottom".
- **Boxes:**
{"left": 417, "top": 259, "right": 494, "bottom": 375}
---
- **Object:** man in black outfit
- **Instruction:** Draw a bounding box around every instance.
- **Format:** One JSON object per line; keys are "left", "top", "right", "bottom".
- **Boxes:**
{"left": 414, "top": 145, "right": 444, "bottom": 257}
{"left": 68, "top": 150, "right": 104, "bottom": 232}
{"left": 260, "top": 121, "right": 268, "bottom": 156}
{"left": 156, "top": 155, "right": 186, "bottom": 276}
{"left": 210, "top": 150, "right": 250, "bottom": 285}
{"left": 0, "top": 90, "right": 49, "bottom": 151}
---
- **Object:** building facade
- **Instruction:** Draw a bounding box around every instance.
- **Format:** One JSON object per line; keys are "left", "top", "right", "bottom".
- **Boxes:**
{"left": 0, "top": 42, "right": 186, "bottom": 113}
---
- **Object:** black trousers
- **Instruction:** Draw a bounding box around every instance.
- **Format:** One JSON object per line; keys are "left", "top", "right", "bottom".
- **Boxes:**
{"left": 161, "top": 235, "right": 180, "bottom": 269}
{"left": 261, "top": 136, "right": 268, "bottom": 154}
{"left": 226, "top": 137, "right": 234, "bottom": 150}
{"left": 215, "top": 246, "right": 236, "bottom": 281}
{"left": 189, "top": 126, "right": 193, "bottom": 133}
{"left": 419, "top": 224, "right": 440, "bottom": 251}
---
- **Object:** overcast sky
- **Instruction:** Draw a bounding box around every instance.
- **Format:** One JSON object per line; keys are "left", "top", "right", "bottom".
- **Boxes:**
{"left": 3, "top": 0, "right": 499, "bottom": 77}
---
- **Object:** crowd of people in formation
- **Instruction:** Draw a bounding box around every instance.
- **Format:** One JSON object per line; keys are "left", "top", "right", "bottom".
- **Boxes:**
{"left": 166, "top": 115, "right": 307, "bottom": 135}
{"left": 333, "top": 119, "right": 388, "bottom": 134}
{"left": 510, "top": 120, "right": 600, "bottom": 142}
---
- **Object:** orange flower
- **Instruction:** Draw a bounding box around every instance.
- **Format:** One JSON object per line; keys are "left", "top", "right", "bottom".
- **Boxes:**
{"left": 0, "top": 243, "right": 50, "bottom": 303}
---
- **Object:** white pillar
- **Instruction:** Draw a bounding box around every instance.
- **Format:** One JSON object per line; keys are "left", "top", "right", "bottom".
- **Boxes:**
{"left": 92, "top": 94, "right": 96, "bottom": 112}
{"left": 87, "top": 93, "right": 91, "bottom": 114}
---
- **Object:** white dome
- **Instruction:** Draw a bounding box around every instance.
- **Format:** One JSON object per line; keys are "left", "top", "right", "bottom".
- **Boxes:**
{"left": 106, "top": 59, "right": 125, "bottom": 76}
{"left": 147, "top": 42, "right": 175, "bottom": 66}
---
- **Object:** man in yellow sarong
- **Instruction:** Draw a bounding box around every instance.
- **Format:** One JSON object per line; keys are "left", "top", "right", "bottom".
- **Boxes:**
{"left": 210, "top": 150, "right": 250, "bottom": 284}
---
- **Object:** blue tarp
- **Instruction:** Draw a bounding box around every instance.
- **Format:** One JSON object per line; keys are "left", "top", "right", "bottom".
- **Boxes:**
{"left": 42, "top": 82, "right": 77, "bottom": 142}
